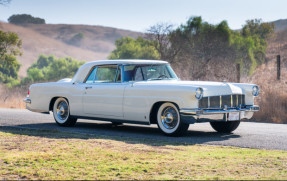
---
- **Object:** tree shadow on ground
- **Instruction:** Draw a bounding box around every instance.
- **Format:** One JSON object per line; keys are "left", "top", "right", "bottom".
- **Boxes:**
{"left": 0, "top": 121, "right": 241, "bottom": 147}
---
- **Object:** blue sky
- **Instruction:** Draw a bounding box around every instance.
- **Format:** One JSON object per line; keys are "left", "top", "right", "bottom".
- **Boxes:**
{"left": 0, "top": 0, "right": 286, "bottom": 32}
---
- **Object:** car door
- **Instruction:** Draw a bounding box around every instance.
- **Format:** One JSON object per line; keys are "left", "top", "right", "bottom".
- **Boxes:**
{"left": 82, "top": 64, "right": 126, "bottom": 118}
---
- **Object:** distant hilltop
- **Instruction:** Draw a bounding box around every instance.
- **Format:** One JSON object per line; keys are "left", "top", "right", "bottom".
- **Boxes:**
{"left": 272, "top": 19, "right": 287, "bottom": 32}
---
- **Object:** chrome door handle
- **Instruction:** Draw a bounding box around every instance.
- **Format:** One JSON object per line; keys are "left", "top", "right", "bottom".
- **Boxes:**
{"left": 85, "top": 86, "right": 92, "bottom": 89}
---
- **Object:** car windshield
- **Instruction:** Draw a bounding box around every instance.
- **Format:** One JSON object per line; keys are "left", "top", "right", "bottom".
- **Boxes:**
{"left": 123, "top": 64, "right": 178, "bottom": 82}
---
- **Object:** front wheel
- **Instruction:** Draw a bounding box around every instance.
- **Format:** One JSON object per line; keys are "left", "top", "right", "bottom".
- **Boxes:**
{"left": 157, "top": 103, "right": 189, "bottom": 136}
{"left": 53, "top": 97, "right": 77, "bottom": 127}
{"left": 210, "top": 121, "right": 240, "bottom": 133}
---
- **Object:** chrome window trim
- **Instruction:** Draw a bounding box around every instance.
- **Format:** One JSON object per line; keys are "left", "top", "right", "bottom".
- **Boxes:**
{"left": 219, "top": 95, "right": 222, "bottom": 108}
{"left": 236, "top": 95, "right": 239, "bottom": 106}
{"left": 231, "top": 95, "right": 233, "bottom": 107}
{"left": 114, "top": 64, "right": 122, "bottom": 83}
{"left": 83, "top": 65, "right": 97, "bottom": 83}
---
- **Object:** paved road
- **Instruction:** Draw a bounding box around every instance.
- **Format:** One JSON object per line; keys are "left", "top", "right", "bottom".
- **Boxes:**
{"left": 0, "top": 108, "right": 286, "bottom": 151}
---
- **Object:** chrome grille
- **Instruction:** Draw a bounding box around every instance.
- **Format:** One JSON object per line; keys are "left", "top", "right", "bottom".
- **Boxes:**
{"left": 222, "top": 95, "right": 231, "bottom": 107}
{"left": 199, "top": 94, "right": 245, "bottom": 109}
{"left": 199, "top": 97, "right": 208, "bottom": 108}
{"left": 210, "top": 96, "right": 220, "bottom": 108}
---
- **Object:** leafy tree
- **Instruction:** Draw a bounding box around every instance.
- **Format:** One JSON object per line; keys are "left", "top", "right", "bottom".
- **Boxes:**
{"left": 232, "top": 19, "right": 274, "bottom": 75}
{"left": 27, "top": 68, "right": 44, "bottom": 82}
{"left": 242, "top": 19, "right": 274, "bottom": 39}
{"left": 28, "top": 54, "right": 54, "bottom": 69}
{"left": 171, "top": 17, "right": 236, "bottom": 79}
{"left": 0, "top": 30, "right": 22, "bottom": 86}
{"left": 108, "top": 37, "right": 160, "bottom": 60}
{"left": 0, "top": 31, "right": 22, "bottom": 59}
{"left": 8, "top": 14, "right": 46, "bottom": 24}
{"left": 22, "top": 55, "right": 84, "bottom": 84}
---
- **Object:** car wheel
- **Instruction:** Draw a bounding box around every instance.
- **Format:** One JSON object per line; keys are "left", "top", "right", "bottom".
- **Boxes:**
{"left": 157, "top": 102, "right": 189, "bottom": 136}
{"left": 210, "top": 121, "right": 240, "bottom": 133}
{"left": 53, "top": 97, "right": 77, "bottom": 127}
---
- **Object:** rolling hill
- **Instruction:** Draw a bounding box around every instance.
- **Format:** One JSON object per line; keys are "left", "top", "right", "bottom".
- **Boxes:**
{"left": 273, "top": 19, "right": 287, "bottom": 32}
{"left": 0, "top": 22, "right": 141, "bottom": 77}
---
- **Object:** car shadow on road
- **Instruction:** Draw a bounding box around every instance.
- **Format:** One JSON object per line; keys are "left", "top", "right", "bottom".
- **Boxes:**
{"left": 0, "top": 121, "right": 241, "bottom": 146}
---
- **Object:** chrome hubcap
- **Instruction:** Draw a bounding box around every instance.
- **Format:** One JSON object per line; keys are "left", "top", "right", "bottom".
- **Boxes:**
{"left": 56, "top": 101, "right": 68, "bottom": 120}
{"left": 161, "top": 106, "right": 178, "bottom": 129}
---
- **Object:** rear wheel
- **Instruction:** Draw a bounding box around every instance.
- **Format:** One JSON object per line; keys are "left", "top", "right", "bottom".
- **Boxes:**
{"left": 210, "top": 121, "right": 240, "bottom": 133}
{"left": 157, "top": 103, "right": 189, "bottom": 136}
{"left": 53, "top": 97, "right": 77, "bottom": 127}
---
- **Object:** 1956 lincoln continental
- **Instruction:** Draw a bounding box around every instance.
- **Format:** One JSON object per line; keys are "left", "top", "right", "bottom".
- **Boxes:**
{"left": 23, "top": 60, "right": 260, "bottom": 136}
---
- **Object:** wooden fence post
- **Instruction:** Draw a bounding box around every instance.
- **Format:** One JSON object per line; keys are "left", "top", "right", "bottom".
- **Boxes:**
{"left": 277, "top": 55, "right": 281, "bottom": 80}
{"left": 236, "top": 63, "right": 240, "bottom": 83}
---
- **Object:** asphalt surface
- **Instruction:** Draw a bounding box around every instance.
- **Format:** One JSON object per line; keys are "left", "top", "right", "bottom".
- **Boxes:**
{"left": 0, "top": 108, "right": 286, "bottom": 151}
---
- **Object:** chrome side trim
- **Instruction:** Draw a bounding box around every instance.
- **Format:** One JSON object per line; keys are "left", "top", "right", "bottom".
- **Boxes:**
{"left": 23, "top": 98, "right": 31, "bottom": 104}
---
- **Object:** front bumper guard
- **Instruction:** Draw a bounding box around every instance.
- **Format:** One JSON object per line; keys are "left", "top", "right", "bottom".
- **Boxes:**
{"left": 180, "top": 105, "right": 260, "bottom": 124}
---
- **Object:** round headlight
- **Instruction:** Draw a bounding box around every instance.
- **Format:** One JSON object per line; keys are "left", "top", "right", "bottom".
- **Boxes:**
{"left": 195, "top": 87, "right": 203, "bottom": 100}
{"left": 252, "top": 85, "right": 259, "bottom": 96}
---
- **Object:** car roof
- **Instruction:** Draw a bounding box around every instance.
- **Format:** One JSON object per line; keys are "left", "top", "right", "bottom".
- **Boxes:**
{"left": 84, "top": 59, "right": 168, "bottom": 66}
{"left": 72, "top": 59, "right": 168, "bottom": 83}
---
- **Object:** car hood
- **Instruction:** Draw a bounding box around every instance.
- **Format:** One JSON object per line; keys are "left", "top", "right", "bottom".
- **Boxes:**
{"left": 134, "top": 80, "right": 247, "bottom": 96}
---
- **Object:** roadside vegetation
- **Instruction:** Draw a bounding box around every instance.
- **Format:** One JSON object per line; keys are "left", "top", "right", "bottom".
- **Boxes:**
{"left": 110, "top": 17, "right": 274, "bottom": 80}
{"left": 0, "top": 127, "right": 286, "bottom": 180}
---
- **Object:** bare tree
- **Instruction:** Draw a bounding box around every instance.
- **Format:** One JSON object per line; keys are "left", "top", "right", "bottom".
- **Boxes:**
{"left": 145, "top": 22, "right": 180, "bottom": 62}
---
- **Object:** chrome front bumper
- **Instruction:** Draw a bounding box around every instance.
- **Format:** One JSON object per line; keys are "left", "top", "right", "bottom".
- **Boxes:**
{"left": 180, "top": 105, "right": 260, "bottom": 124}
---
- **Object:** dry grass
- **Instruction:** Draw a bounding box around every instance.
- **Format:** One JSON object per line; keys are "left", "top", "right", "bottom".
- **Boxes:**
{"left": 0, "top": 127, "right": 287, "bottom": 180}
{"left": 0, "top": 84, "right": 26, "bottom": 109}
{"left": 242, "top": 31, "right": 287, "bottom": 124}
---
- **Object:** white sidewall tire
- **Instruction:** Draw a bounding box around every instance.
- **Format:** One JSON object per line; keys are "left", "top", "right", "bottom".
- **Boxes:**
{"left": 157, "top": 103, "right": 180, "bottom": 134}
{"left": 53, "top": 98, "right": 70, "bottom": 124}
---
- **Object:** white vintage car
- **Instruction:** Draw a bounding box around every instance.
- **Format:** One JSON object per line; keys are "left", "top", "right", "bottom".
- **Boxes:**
{"left": 24, "top": 60, "right": 260, "bottom": 136}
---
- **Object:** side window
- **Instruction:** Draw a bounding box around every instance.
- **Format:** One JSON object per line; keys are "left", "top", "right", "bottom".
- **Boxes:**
{"left": 85, "top": 67, "right": 97, "bottom": 83}
{"left": 94, "top": 65, "right": 118, "bottom": 83}
{"left": 123, "top": 65, "right": 136, "bottom": 82}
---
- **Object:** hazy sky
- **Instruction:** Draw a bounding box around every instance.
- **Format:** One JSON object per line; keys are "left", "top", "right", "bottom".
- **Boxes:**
{"left": 0, "top": 0, "right": 286, "bottom": 32}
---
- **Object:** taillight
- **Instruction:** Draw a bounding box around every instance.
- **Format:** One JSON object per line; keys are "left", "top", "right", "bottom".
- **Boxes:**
{"left": 27, "top": 89, "right": 30, "bottom": 97}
